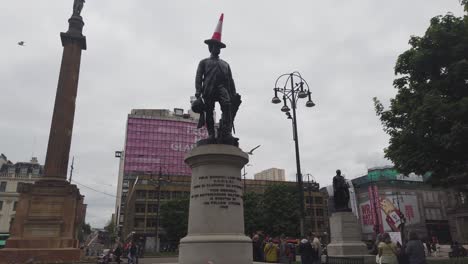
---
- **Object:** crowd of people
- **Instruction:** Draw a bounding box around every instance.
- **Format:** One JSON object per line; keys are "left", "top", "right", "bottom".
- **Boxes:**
{"left": 372, "top": 232, "right": 448, "bottom": 264}
{"left": 251, "top": 231, "right": 322, "bottom": 264}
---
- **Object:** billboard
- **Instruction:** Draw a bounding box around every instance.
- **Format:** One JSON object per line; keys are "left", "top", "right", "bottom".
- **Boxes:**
{"left": 124, "top": 117, "right": 208, "bottom": 176}
{"left": 360, "top": 193, "right": 420, "bottom": 234}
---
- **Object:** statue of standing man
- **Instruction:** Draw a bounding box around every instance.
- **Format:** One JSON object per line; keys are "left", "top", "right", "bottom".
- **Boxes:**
{"left": 333, "top": 169, "right": 351, "bottom": 212}
{"left": 192, "top": 14, "right": 242, "bottom": 147}
{"left": 73, "top": 0, "right": 85, "bottom": 16}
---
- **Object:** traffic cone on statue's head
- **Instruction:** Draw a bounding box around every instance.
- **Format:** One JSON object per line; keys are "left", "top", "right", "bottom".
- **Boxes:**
{"left": 204, "top": 13, "right": 226, "bottom": 48}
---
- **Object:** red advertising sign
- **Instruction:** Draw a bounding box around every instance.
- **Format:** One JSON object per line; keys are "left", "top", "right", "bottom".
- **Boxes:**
{"left": 373, "top": 185, "right": 384, "bottom": 234}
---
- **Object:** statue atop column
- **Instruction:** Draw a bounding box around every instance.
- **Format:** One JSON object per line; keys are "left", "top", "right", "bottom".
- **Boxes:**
{"left": 191, "top": 13, "right": 242, "bottom": 147}
{"left": 333, "top": 169, "right": 351, "bottom": 212}
{"left": 73, "top": 0, "right": 85, "bottom": 16}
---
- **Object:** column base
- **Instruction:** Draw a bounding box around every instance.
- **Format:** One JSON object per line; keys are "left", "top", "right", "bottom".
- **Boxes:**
{"left": 0, "top": 180, "right": 85, "bottom": 263}
{"left": 179, "top": 234, "right": 252, "bottom": 264}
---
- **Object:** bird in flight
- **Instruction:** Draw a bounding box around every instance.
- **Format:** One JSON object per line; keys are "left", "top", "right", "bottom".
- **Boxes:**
{"left": 17, "top": 41, "right": 25, "bottom": 46}
{"left": 247, "top": 145, "right": 261, "bottom": 155}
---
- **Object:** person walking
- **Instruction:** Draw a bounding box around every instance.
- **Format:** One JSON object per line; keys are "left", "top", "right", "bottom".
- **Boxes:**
{"left": 311, "top": 234, "right": 322, "bottom": 264}
{"left": 298, "top": 238, "right": 314, "bottom": 264}
{"left": 378, "top": 233, "right": 399, "bottom": 264}
{"left": 113, "top": 242, "right": 123, "bottom": 264}
{"left": 128, "top": 242, "right": 137, "bottom": 264}
{"left": 264, "top": 238, "right": 279, "bottom": 263}
{"left": 252, "top": 234, "right": 263, "bottom": 262}
{"left": 278, "top": 236, "right": 290, "bottom": 263}
{"left": 405, "top": 232, "right": 426, "bottom": 264}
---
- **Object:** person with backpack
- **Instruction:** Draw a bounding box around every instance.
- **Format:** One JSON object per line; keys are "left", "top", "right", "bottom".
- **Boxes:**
{"left": 264, "top": 238, "right": 279, "bottom": 263}
{"left": 378, "top": 233, "right": 399, "bottom": 264}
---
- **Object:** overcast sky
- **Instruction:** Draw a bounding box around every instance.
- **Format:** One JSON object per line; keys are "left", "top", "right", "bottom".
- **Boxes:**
{"left": 1, "top": 1, "right": 464, "bottom": 228}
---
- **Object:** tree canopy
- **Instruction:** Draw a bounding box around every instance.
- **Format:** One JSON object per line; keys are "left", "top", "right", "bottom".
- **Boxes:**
{"left": 244, "top": 184, "right": 301, "bottom": 237}
{"left": 374, "top": 3, "right": 468, "bottom": 185}
{"left": 160, "top": 198, "right": 189, "bottom": 244}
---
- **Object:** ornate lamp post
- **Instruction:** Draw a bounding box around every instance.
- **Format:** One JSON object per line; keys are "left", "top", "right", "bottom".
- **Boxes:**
{"left": 271, "top": 72, "right": 315, "bottom": 236}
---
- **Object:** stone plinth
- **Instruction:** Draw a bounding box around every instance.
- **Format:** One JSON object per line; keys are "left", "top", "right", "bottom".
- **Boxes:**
{"left": 0, "top": 180, "right": 85, "bottom": 263}
{"left": 179, "top": 145, "right": 252, "bottom": 264}
{"left": 327, "top": 211, "right": 374, "bottom": 264}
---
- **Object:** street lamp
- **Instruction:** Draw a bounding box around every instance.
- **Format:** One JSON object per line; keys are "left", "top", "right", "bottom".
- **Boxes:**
{"left": 271, "top": 71, "right": 315, "bottom": 236}
{"left": 148, "top": 168, "right": 171, "bottom": 253}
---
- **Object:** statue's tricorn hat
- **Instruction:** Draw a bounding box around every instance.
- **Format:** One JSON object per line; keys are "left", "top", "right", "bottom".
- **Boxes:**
{"left": 204, "top": 13, "right": 226, "bottom": 48}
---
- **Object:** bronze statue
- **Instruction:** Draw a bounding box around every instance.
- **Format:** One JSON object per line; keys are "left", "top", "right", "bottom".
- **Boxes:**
{"left": 333, "top": 169, "right": 351, "bottom": 211}
{"left": 73, "top": 0, "right": 85, "bottom": 16}
{"left": 192, "top": 14, "right": 241, "bottom": 146}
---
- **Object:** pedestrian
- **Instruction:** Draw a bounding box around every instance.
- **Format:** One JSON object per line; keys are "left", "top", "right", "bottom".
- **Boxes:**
{"left": 252, "top": 234, "right": 263, "bottom": 262}
{"left": 424, "top": 240, "right": 431, "bottom": 257}
{"left": 405, "top": 232, "right": 426, "bottom": 264}
{"left": 311, "top": 233, "right": 322, "bottom": 264}
{"left": 378, "top": 233, "right": 399, "bottom": 264}
{"left": 287, "top": 240, "right": 297, "bottom": 264}
{"left": 264, "top": 238, "right": 279, "bottom": 263}
{"left": 113, "top": 242, "right": 122, "bottom": 264}
{"left": 128, "top": 242, "right": 137, "bottom": 264}
{"left": 298, "top": 238, "right": 314, "bottom": 264}
{"left": 279, "top": 235, "right": 290, "bottom": 263}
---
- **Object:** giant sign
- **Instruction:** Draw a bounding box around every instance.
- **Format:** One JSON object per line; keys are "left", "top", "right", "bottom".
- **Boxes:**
{"left": 124, "top": 117, "right": 208, "bottom": 176}
{"left": 360, "top": 193, "right": 420, "bottom": 234}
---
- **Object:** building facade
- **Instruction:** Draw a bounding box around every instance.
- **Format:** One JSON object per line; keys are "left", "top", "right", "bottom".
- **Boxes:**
{"left": 351, "top": 166, "right": 453, "bottom": 243}
{"left": 0, "top": 155, "right": 43, "bottom": 245}
{"left": 114, "top": 108, "right": 207, "bottom": 247}
{"left": 254, "top": 168, "right": 285, "bottom": 181}
{"left": 446, "top": 186, "right": 468, "bottom": 243}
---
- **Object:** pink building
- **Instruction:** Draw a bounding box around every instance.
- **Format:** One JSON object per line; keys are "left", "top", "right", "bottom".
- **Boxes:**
{"left": 115, "top": 108, "right": 207, "bottom": 229}
{"left": 124, "top": 110, "right": 207, "bottom": 176}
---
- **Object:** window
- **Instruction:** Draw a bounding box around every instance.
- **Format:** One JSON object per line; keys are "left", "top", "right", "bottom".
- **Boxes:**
{"left": 0, "top": 201, "right": 3, "bottom": 211}
{"left": 16, "top": 182, "right": 24, "bottom": 193}
{"left": 148, "top": 204, "right": 158, "bottom": 213}
{"left": 13, "top": 201, "right": 17, "bottom": 211}
{"left": 136, "top": 190, "right": 146, "bottom": 199}
{"left": 135, "top": 204, "right": 145, "bottom": 213}
{"left": 0, "top": 182, "right": 6, "bottom": 192}
{"left": 123, "top": 180, "right": 129, "bottom": 188}
{"left": 315, "top": 197, "right": 323, "bottom": 204}
{"left": 316, "top": 208, "right": 324, "bottom": 217}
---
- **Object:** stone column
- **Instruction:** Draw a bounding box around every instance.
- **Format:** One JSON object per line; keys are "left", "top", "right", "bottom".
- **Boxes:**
{"left": 179, "top": 145, "right": 252, "bottom": 264}
{"left": 0, "top": 12, "right": 87, "bottom": 263}
{"left": 43, "top": 15, "right": 86, "bottom": 181}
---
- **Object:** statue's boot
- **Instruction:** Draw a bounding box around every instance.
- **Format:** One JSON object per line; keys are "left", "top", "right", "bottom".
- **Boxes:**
{"left": 219, "top": 105, "right": 239, "bottom": 146}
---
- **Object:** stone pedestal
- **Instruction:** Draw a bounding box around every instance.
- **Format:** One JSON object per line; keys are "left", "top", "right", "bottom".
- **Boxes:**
{"left": 327, "top": 211, "right": 374, "bottom": 264}
{"left": 0, "top": 180, "right": 86, "bottom": 263}
{"left": 179, "top": 145, "right": 252, "bottom": 264}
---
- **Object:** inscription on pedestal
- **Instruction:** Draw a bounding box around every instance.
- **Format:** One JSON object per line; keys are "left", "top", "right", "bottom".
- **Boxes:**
{"left": 29, "top": 197, "right": 64, "bottom": 217}
{"left": 190, "top": 175, "right": 242, "bottom": 209}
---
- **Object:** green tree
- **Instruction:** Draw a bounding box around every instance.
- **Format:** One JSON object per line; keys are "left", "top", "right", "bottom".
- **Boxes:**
{"left": 160, "top": 198, "right": 189, "bottom": 244}
{"left": 262, "top": 184, "right": 301, "bottom": 237}
{"left": 78, "top": 222, "right": 92, "bottom": 243}
{"left": 104, "top": 218, "right": 117, "bottom": 246}
{"left": 374, "top": 2, "right": 468, "bottom": 185}
{"left": 243, "top": 191, "right": 264, "bottom": 236}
